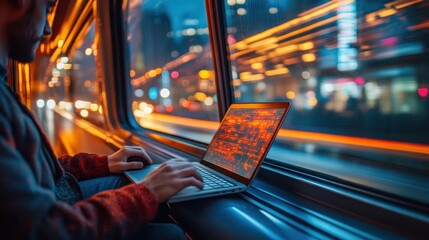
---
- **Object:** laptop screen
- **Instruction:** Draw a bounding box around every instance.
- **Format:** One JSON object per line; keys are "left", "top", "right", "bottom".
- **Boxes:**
{"left": 202, "top": 103, "right": 289, "bottom": 180}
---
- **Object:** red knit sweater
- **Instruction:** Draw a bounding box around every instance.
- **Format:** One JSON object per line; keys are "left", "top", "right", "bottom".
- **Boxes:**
{"left": 59, "top": 153, "right": 112, "bottom": 181}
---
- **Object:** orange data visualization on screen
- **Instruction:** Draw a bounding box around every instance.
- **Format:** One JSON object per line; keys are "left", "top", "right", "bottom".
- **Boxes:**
{"left": 204, "top": 108, "right": 285, "bottom": 179}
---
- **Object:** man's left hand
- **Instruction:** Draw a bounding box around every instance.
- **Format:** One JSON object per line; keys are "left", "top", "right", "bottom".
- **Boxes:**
{"left": 107, "top": 146, "right": 153, "bottom": 174}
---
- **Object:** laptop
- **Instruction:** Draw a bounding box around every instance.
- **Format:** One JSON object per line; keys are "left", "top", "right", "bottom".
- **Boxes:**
{"left": 125, "top": 102, "right": 291, "bottom": 202}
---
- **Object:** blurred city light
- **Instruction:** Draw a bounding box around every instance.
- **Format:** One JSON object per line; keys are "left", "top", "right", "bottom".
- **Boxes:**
{"left": 47, "top": 99, "right": 56, "bottom": 109}
{"left": 269, "top": 7, "right": 278, "bottom": 14}
{"left": 85, "top": 48, "right": 92, "bottom": 56}
{"left": 90, "top": 104, "right": 99, "bottom": 112}
{"left": 56, "top": 62, "right": 64, "bottom": 70}
{"left": 227, "top": 0, "right": 236, "bottom": 6}
{"left": 286, "top": 91, "right": 296, "bottom": 100}
{"left": 298, "top": 42, "right": 314, "bottom": 51}
{"left": 418, "top": 88, "right": 428, "bottom": 97}
{"left": 52, "top": 69, "right": 60, "bottom": 78}
{"left": 302, "top": 53, "right": 316, "bottom": 62}
{"left": 250, "top": 62, "right": 263, "bottom": 70}
{"left": 171, "top": 71, "right": 179, "bottom": 79}
{"left": 80, "top": 109, "right": 89, "bottom": 118}
{"left": 160, "top": 88, "right": 171, "bottom": 98}
{"left": 139, "top": 102, "right": 148, "bottom": 110}
{"left": 36, "top": 99, "right": 45, "bottom": 108}
{"left": 204, "top": 97, "right": 214, "bottom": 106}
{"left": 60, "top": 57, "right": 69, "bottom": 63}
{"left": 57, "top": 40, "right": 64, "bottom": 48}
{"left": 199, "top": 70, "right": 210, "bottom": 79}
{"left": 237, "top": 8, "right": 247, "bottom": 15}
{"left": 74, "top": 100, "right": 91, "bottom": 109}
{"left": 134, "top": 109, "right": 145, "bottom": 118}
{"left": 134, "top": 89, "right": 144, "bottom": 98}
{"left": 149, "top": 88, "right": 159, "bottom": 100}
{"left": 265, "top": 68, "right": 289, "bottom": 76}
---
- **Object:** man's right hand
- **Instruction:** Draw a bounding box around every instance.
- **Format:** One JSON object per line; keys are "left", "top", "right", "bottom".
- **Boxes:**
{"left": 140, "top": 159, "right": 203, "bottom": 203}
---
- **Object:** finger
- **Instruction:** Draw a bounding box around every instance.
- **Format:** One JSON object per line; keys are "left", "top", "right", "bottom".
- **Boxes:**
{"left": 166, "top": 158, "right": 192, "bottom": 167}
{"left": 167, "top": 157, "right": 187, "bottom": 161}
{"left": 160, "top": 161, "right": 193, "bottom": 173}
{"left": 123, "top": 146, "right": 150, "bottom": 156}
{"left": 126, "top": 146, "right": 145, "bottom": 150}
{"left": 125, "top": 161, "right": 144, "bottom": 170}
{"left": 168, "top": 158, "right": 188, "bottom": 162}
{"left": 174, "top": 166, "right": 203, "bottom": 181}
{"left": 115, "top": 161, "right": 144, "bottom": 172}
{"left": 179, "top": 177, "right": 204, "bottom": 189}
{"left": 126, "top": 148, "right": 153, "bottom": 164}
{"left": 123, "top": 145, "right": 141, "bottom": 151}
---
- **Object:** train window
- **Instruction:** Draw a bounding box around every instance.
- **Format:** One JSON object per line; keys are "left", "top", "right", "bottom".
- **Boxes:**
{"left": 224, "top": 0, "right": 429, "bottom": 204}
{"left": 45, "top": 22, "right": 105, "bottom": 127}
{"left": 126, "top": 0, "right": 219, "bottom": 142}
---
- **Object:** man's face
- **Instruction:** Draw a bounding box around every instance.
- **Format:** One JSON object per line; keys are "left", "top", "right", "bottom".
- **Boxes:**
{"left": 6, "top": 0, "right": 56, "bottom": 63}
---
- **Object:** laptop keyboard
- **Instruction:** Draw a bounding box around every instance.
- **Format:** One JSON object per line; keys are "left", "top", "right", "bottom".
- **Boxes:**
{"left": 193, "top": 163, "right": 236, "bottom": 190}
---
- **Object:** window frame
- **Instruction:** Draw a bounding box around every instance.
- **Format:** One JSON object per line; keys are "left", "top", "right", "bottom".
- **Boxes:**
{"left": 205, "top": 0, "right": 235, "bottom": 118}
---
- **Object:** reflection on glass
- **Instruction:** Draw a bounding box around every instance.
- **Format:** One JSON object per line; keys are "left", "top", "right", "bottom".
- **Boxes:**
{"left": 126, "top": 0, "right": 219, "bottom": 141}
{"left": 225, "top": 0, "right": 429, "bottom": 204}
{"left": 44, "top": 22, "right": 105, "bottom": 127}
{"left": 69, "top": 23, "right": 105, "bottom": 127}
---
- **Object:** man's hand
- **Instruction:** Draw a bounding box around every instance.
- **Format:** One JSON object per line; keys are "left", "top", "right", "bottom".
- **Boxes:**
{"left": 107, "top": 146, "right": 152, "bottom": 174}
{"left": 140, "top": 159, "right": 203, "bottom": 203}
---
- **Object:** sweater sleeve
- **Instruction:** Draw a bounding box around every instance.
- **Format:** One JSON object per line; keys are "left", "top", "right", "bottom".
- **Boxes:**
{"left": 59, "top": 153, "right": 111, "bottom": 181}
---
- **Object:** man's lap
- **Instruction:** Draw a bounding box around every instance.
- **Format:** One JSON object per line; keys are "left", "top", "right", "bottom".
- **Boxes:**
{"left": 78, "top": 175, "right": 187, "bottom": 240}
{"left": 79, "top": 175, "right": 130, "bottom": 199}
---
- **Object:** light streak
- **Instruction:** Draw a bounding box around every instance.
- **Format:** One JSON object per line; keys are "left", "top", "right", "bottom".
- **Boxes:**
{"left": 139, "top": 114, "right": 429, "bottom": 156}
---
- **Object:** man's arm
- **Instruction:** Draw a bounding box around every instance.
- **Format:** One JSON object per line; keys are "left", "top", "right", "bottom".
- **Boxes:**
{"left": 59, "top": 153, "right": 111, "bottom": 181}
{"left": 59, "top": 146, "right": 153, "bottom": 181}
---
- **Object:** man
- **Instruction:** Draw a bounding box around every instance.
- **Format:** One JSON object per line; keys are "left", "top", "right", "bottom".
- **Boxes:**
{"left": 0, "top": 0, "right": 203, "bottom": 239}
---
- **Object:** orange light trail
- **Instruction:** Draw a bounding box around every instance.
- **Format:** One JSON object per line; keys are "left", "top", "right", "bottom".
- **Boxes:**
{"left": 408, "top": 20, "right": 429, "bottom": 31}
{"left": 231, "top": 16, "right": 338, "bottom": 60}
{"left": 278, "top": 130, "right": 429, "bottom": 155}
{"left": 229, "top": 0, "right": 347, "bottom": 59}
{"left": 230, "top": 0, "right": 352, "bottom": 49}
{"left": 139, "top": 114, "right": 429, "bottom": 156}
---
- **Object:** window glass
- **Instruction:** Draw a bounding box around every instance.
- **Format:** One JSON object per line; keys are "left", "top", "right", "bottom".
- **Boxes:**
{"left": 126, "top": 0, "right": 219, "bottom": 142}
{"left": 225, "top": 0, "right": 429, "bottom": 204}
{"left": 43, "top": 22, "right": 105, "bottom": 127}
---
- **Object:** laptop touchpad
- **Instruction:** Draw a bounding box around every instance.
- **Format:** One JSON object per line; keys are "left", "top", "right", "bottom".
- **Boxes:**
{"left": 176, "top": 186, "right": 201, "bottom": 195}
